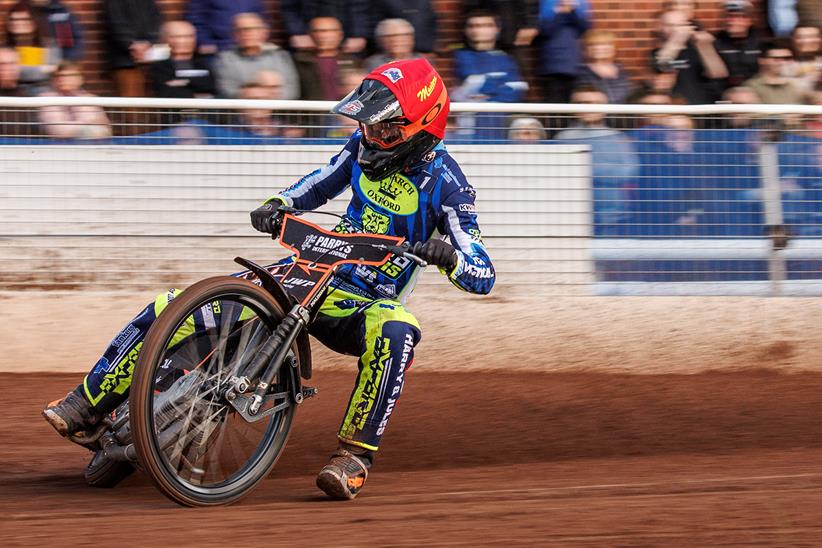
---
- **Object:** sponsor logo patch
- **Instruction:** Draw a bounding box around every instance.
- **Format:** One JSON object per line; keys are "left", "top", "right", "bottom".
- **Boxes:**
{"left": 368, "top": 100, "right": 400, "bottom": 123}
{"left": 464, "top": 262, "right": 494, "bottom": 278}
{"left": 283, "top": 277, "right": 315, "bottom": 288}
{"left": 361, "top": 204, "right": 391, "bottom": 234}
{"left": 376, "top": 333, "right": 414, "bottom": 435}
{"left": 301, "top": 234, "right": 354, "bottom": 259}
{"left": 98, "top": 342, "right": 143, "bottom": 397}
{"left": 359, "top": 172, "right": 419, "bottom": 215}
{"left": 378, "top": 254, "right": 412, "bottom": 279}
{"left": 458, "top": 203, "right": 477, "bottom": 214}
{"left": 339, "top": 99, "right": 364, "bottom": 115}
{"left": 381, "top": 67, "right": 403, "bottom": 83}
{"left": 416, "top": 76, "right": 437, "bottom": 101}
{"left": 349, "top": 336, "right": 390, "bottom": 431}
{"left": 112, "top": 324, "right": 139, "bottom": 348}
{"left": 301, "top": 234, "right": 318, "bottom": 251}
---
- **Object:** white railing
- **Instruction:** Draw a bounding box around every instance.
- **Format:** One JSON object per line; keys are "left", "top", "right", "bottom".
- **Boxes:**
{"left": 2, "top": 99, "right": 822, "bottom": 295}
{"left": 1, "top": 96, "right": 822, "bottom": 115}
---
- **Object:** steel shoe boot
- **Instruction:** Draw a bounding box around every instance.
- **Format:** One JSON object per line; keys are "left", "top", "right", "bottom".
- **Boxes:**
{"left": 42, "top": 387, "right": 101, "bottom": 437}
{"left": 316, "top": 447, "right": 372, "bottom": 500}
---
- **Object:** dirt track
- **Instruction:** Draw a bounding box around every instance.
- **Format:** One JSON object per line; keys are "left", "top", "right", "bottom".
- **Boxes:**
{"left": 3, "top": 370, "right": 822, "bottom": 545}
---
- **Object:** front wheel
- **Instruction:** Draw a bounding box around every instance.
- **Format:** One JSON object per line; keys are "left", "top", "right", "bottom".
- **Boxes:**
{"left": 130, "top": 276, "right": 299, "bottom": 506}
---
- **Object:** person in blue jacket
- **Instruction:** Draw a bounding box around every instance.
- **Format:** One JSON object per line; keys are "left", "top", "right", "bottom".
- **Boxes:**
{"left": 42, "top": 58, "right": 495, "bottom": 501}
{"left": 536, "top": 0, "right": 591, "bottom": 103}
{"left": 452, "top": 10, "right": 528, "bottom": 140}
{"left": 185, "top": 0, "right": 265, "bottom": 55}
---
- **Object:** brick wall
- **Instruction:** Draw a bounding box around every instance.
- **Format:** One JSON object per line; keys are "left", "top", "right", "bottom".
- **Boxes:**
{"left": 1, "top": 0, "right": 765, "bottom": 97}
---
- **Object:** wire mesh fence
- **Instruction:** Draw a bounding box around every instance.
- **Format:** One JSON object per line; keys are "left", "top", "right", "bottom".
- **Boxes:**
{"left": 2, "top": 98, "right": 822, "bottom": 294}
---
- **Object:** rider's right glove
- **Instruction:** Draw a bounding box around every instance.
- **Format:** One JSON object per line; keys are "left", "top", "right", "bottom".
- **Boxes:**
{"left": 250, "top": 197, "right": 287, "bottom": 236}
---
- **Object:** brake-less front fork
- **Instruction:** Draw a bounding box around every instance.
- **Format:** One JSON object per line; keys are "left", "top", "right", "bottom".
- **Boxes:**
{"left": 224, "top": 303, "right": 317, "bottom": 422}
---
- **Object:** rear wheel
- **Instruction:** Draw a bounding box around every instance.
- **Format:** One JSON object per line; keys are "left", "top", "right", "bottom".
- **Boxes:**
{"left": 85, "top": 402, "right": 135, "bottom": 488}
{"left": 130, "top": 276, "right": 299, "bottom": 507}
{"left": 84, "top": 450, "right": 135, "bottom": 488}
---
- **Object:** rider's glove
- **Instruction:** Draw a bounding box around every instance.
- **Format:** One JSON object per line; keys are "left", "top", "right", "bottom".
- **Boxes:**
{"left": 250, "top": 198, "right": 286, "bottom": 236}
{"left": 411, "top": 239, "right": 458, "bottom": 271}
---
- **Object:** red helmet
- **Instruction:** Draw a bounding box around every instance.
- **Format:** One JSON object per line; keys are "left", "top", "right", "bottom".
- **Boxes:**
{"left": 332, "top": 58, "right": 450, "bottom": 180}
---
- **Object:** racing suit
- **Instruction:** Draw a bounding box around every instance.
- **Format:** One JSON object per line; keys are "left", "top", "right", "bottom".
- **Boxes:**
{"left": 82, "top": 130, "right": 495, "bottom": 451}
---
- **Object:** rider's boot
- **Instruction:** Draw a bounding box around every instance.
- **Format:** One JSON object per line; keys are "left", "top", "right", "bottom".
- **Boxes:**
{"left": 42, "top": 386, "right": 102, "bottom": 437}
{"left": 316, "top": 443, "right": 373, "bottom": 500}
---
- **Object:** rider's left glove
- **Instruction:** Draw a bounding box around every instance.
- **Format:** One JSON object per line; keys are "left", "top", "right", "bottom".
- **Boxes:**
{"left": 411, "top": 239, "right": 458, "bottom": 271}
{"left": 250, "top": 198, "right": 286, "bottom": 236}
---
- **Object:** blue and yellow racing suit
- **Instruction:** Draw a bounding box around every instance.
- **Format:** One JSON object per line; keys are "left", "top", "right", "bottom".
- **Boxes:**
{"left": 82, "top": 131, "right": 494, "bottom": 452}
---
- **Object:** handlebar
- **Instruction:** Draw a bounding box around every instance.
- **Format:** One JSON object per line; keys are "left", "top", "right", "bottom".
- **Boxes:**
{"left": 278, "top": 205, "right": 345, "bottom": 221}
{"left": 274, "top": 206, "right": 428, "bottom": 267}
{"left": 373, "top": 244, "right": 428, "bottom": 268}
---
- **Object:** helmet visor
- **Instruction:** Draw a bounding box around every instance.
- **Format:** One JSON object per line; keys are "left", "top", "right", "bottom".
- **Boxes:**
{"left": 332, "top": 79, "right": 404, "bottom": 124}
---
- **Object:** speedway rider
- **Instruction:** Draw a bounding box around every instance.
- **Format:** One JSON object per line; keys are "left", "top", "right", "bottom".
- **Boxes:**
{"left": 43, "top": 58, "right": 495, "bottom": 500}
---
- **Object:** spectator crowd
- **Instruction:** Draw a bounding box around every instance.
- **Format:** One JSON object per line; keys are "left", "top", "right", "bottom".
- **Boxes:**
{"left": 0, "top": 0, "right": 820, "bottom": 141}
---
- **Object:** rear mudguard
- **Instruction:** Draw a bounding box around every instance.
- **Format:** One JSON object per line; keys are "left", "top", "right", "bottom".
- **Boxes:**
{"left": 234, "top": 257, "right": 313, "bottom": 380}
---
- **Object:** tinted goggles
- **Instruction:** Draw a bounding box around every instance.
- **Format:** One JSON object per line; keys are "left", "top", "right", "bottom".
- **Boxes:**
{"left": 360, "top": 120, "right": 409, "bottom": 149}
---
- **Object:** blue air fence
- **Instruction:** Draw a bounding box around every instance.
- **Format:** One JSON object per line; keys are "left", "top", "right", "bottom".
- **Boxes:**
{"left": 2, "top": 98, "right": 822, "bottom": 295}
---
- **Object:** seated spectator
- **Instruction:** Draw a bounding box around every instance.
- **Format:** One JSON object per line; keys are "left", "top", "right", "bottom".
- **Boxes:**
{"left": 536, "top": 0, "right": 591, "bottom": 104}
{"left": 628, "top": 87, "right": 675, "bottom": 128}
{"left": 214, "top": 13, "right": 299, "bottom": 99}
{"left": 453, "top": 10, "right": 527, "bottom": 140}
{"left": 29, "top": 0, "right": 83, "bottom": 61}
{"left": 38, "top": 61, "right": 111, "bottom": 140}
{"left": 0, "top": 46, "right": 29, "bottom": 96}
{"left": 646, "top": 69, "right": 679, "bottom": 98}
{"left": 371, "top": 0, "right": 437, "bottom": 53}
{"left": 328, "top": 67, "right": 367, "bottom": 137}
{"left": 237, "top": 82, "right": 280, "bottom": 138}
{"left": 339, "top": 67, "right": 367, "bottom": 96}
{"left": 103, "top": 0, "right": 162, "bottom": 98}
{"left": 236, "top": 73, "right": 303, "bottom": 139}
{"left": 257, "top": 69, "right": 303, "bottom": 138}
{"left": 713, "top": 0, "right": 765, "bottom": 88}
{"left": 575, "top": 30, "right": 633, "bottom": 104}
{"left": 652, "top": 7, "right": 728, "bottom": 104}
{"left": 453, "top": 10, "right": 527, "bottom": 103}
{"left": 294, "top": 16, "right": 357, "bottom": 101}
{"left": 721, "top": 85, "right": 761, "bottom": 129}
{"left": 280, "top": 0, "right": 368, "bottom": 54}
{"left": 462, "top": 0, "right": 538, "bottom": 51}
{"left": 185, "top": 0, "right": 264, "bottom": 55}
{"left": 150, "top": 20, "right": 215, "bottom": 98}
{"left": 743, "top": 41, "right": 807, "bottom": 104}
{"left": 507, "top": 116, "right": 547, "bottom": 142}
{"left": 555, "top": 85, "right": 639, "bottom": 235}
{"left": 365, "top": 19, "right": 420, "bottom": 72}
{"left": 662, "top": 113, "right": 696, "bottom": 152}
{"left": 4, "top": 1, "right": 60, "bottom": 91}
{"left": 0, "top": 46, "right": 38, "bottom": 138}
{"left": 790, "top": 24, "right": 822, "bottom": 91}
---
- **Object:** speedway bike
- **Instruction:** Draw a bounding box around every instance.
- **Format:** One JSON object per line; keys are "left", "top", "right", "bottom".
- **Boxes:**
{"left": 70, "top": 208, "right": 426, "bottom": 506}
